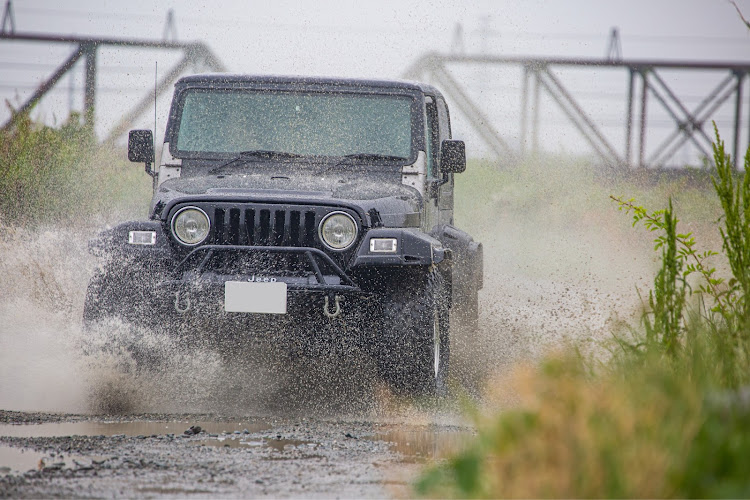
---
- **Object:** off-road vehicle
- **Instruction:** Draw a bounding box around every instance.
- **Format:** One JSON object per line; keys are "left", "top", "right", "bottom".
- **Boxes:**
{"left": 84, "top": 74, "right": 483, "bottom": 395}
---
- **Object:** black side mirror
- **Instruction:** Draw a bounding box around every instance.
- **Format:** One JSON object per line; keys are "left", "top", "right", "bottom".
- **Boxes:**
{"left": 128, "top": 129, "right": 155, "bottom": 177}
{"left": 440, "top": 140, "right": 466, "bottom": 174}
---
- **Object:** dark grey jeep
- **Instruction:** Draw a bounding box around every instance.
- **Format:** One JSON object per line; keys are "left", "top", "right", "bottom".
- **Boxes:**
{"left": 84, "top": 74, "right": 483, "bottom": 395}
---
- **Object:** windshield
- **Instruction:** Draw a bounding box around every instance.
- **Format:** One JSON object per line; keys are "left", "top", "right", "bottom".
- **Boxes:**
{"left": 174, "top": 89, "right": 414, "bottom": 160}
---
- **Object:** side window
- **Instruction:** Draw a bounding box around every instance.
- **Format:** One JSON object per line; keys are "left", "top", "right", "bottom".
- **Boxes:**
{"left": 425, "top": 99, "right": 439, "bottom": 178}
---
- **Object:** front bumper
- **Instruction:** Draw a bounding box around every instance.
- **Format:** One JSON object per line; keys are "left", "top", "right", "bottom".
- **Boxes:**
{"left": 154, "top": 245, "right": 373, "bottom": 319}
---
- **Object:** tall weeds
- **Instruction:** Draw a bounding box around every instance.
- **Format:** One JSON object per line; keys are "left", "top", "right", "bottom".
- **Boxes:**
{"left": 0, "top": 112, "right": 150, "bottom": 225}
{"left": 712, "top": 124, "right": 750, "bottom": 331}
{"left": 0, "top": 112, "right": 94, "bottom": 223}
{"left": 417, "top": 128, "right": 750, "bottom": 498}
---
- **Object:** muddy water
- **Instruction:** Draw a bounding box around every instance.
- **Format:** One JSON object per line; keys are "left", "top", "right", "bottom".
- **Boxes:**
{"left": 0, "top": 445, "right": 44, "bottom": 474}
{"left": 0, "top": 418, "right": 468, "bottom": 459}
{"left": 0, "top": 226, "right": 384, "bottom": 416}
{"left": 0, "top": 419, "right": 473, "bottom": 473}
{"left": 0, "top": 420, "right": 270, "bottom": 438}
{"left": 0, "top": 413, "right": 473, "bottom": 497}
{"left": 0, "top": 221, "right": 650, "bottom": 417}
{"left": 0, "top": 444, "right": 109, "bottom": 476}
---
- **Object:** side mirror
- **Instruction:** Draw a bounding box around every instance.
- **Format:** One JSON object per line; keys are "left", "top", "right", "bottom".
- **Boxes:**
{"left": 128, "top": 129, "right": 155, "bottom": 177}
{"left": 440, "top": 140, "right": 466, "bottom": 174}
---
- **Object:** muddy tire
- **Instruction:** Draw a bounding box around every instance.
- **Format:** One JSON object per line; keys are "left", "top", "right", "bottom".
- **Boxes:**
{"left": 83, "top": 270, "right": 120, "bottom": 326}
{"left": 376, "top": 270, "right": 450, "bottom": 396}
{"left": 82, "top": 267, "right": 166, "bottom": 370}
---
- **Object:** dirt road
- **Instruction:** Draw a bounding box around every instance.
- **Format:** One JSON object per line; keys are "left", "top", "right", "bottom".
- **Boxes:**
{"left": 0, "top": 410, "right": 470, "bottom": 498}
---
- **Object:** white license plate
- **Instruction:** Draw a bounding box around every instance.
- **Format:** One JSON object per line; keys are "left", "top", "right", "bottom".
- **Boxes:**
{"left": 224, "top": 281, "right": 287, "bottom": 314}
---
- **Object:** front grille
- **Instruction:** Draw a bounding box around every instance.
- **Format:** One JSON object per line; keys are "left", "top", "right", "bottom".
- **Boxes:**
{"left": 213, "top": 206, "right": 319, "bottom": 246}
{"left": 167, "top": 202, "right": 361, "bottom": 274}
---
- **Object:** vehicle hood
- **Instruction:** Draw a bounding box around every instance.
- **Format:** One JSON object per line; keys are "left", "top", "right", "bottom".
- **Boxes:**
{"left": 150, "top": 170, "right": 422, "bottom": 228}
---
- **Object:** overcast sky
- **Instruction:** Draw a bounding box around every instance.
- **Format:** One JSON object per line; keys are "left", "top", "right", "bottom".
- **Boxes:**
{"left": 1, "top": 0, "right": 749, "bottom": 162}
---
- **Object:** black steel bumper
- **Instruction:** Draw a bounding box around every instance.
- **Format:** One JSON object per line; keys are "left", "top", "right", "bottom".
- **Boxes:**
{"left": 154, "top": 245, "right": 372, "bottom": 319}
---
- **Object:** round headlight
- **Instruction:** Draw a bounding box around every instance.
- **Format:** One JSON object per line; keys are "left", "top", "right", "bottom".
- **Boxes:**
{"left": 319, "top": 211, "right": 357, "bottom": 251}
{"left": 171, "top": 206, "right": 210, "bottom": 246}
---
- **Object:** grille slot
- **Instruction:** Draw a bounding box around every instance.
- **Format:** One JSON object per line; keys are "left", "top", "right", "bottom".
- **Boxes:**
{"left": 289, "top": 211, "right": 301, "bottom": 245}
{"left": 214, "top": 208, "right": 226, "bottom": 244}
{"left": 213, "top": 205, "right": 326, "bottom": 248}
{"left": 244, "top": 208, "right": 255, "bottom": 244}
{"left": 228, "top": 208, "right": 241, "bottom": 245}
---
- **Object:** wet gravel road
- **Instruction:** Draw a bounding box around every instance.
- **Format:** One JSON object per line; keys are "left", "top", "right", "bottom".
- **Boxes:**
{"left": 0, "top": 410, "right": 468, "bottom": 498}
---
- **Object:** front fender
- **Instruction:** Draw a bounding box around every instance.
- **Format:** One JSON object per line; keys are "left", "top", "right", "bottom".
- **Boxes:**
{"left": 89, "top": 220, "right": 172, "bottom": 263}
{"left": 350, "top": 228, "right": 447, "bottom": 267}
{"left": 433, "top": 224, "right": 483, "bottom": 290}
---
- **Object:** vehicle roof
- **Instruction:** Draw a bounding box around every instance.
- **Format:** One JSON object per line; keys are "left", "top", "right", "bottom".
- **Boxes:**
{"left": 176, "top": 73, "right": 442, "bottom": 96}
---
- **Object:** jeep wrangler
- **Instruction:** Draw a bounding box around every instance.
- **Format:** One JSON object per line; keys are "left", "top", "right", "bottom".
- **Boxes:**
{"left": 84, "top": 74, "right": 483, "bottom": 395}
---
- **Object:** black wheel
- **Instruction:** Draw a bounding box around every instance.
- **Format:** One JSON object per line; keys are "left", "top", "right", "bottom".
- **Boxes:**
{"left": 83, "top": 270, "right": 118, "bottom": 326}
{"left": 82, "top": 267, "right": 168, "bottom": 370}
{"left": 377, "top": 270, "right": 450, "bottom": 396}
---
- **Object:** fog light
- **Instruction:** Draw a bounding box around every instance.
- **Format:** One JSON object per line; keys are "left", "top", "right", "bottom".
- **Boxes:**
{"left": 128, "top": 230, "right": 156, "bottom": 245}
{"left": 369, "top": 237, "right": 397, "bottom": 253}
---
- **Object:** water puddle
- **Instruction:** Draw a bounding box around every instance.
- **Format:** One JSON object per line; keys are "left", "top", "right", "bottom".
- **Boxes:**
{"left": 0, "top": 420, "right": 270, "bottom": 438}
{"left": 0, "top": 418, "right": 474, "bottom": 471}
{"left": 371, "top": 427, "right": 473, "bottom": 460}
{"left": 138, "top": 486, "right": 214, "bottom": 495}
{"left": 196, "top": 435, "right": 316, "bottom": 452}
{"left": 0, "top": 445, "right": 44, "bottom": 475}
{"left": 0, "top": 444, "right": 108, "bottom": 475}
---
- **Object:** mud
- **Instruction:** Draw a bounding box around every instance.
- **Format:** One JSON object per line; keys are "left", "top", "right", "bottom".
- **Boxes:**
{"left": 0, "top": 412, "right": 470, "bottom": 498}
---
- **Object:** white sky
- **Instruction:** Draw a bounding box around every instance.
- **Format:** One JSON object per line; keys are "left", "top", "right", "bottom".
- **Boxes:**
{"left": 1, "top": 0, "right": 749, "bottom": 163}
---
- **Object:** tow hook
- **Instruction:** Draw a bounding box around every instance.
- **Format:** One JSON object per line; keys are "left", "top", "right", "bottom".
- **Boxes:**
{"left": 174, "top": 290, "right": 191, "bottom": 313}
{"left": 323, "top": 295, "right": 342, "bottom": 319}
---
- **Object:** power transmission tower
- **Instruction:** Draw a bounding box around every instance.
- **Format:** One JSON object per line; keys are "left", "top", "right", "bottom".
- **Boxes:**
{"left": 450, "top": 23, "right": 465, "bottom": 54}
{"left": 163, "top": 9, "right": 177, "bottom": 42}
{"left": 606, "top": 27, "right": 622, "bottom": 62}
{"left": 405, "top": 52, "right": 749, "bottom": 169}
{"left": 1, "top": 0, "right": 15, "bottom": 35}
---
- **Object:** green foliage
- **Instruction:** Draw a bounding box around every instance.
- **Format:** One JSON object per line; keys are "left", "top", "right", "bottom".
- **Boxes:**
{"left": 0, "top": 112, "right": 92, "bottom": 223}
{"left": 679, "top": 390, "right": 750, "bottom": 498}
{"left": 644, "top": 199, "right": 686, "bottom": 354}
{"left": 711, "top": 124, "right": 750, "bottom": 330}
{"left": 417, "top": 354, "right": 705, "bottom": 498}
{"left": 610, "top": 195, "right": 725, "bottom": 323}
{"left": 417, "top": 129, "right": 750, "bottom": 498}
{"left": 0, "top": 112, "right": 150, "bottom": 225}
{"left": 417, "top": 333, "right": 750, "bottom": 498}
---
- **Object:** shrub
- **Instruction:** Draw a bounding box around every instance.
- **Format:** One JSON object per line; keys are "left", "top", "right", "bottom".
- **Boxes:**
{"left": 0, "top": 112, "right": 150, "bottom": 225}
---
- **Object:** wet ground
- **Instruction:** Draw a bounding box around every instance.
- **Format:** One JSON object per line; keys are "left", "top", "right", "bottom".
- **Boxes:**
{"left": 0, "top": 410, "right": 471, "bottom": 498}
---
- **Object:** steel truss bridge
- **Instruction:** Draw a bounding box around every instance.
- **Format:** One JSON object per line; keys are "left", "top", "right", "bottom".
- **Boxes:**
{"left": 405, "top": 53, "right": 750, "bottom": 169}
{"left": 1, "top": 28, "right": 748, "bottom": 169}
{"left": 0, "top": 31, "right": 225, "bottom": 144}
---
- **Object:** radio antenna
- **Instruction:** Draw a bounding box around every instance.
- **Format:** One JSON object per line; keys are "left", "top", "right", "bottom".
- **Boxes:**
{"left": 151, "top": 61, "right": 157, "bottom": 179}
{"left": 154, "top": 61, "right": 158, "bottom": 140}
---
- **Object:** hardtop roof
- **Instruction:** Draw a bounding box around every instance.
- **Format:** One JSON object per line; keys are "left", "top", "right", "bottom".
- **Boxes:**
{"left": 175, "top": 73, "right": 442, "bottom": 96}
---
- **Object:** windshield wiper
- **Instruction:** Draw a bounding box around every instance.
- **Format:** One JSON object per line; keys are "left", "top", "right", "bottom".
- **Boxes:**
{"left": 209, "top": 150, "right": 303, "bottom": 174}
{"left": 337, "top": 153, "right": 409, "bottom": 165}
